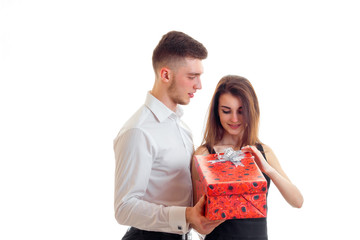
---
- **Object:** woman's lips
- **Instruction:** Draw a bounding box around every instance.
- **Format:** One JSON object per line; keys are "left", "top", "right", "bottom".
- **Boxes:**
{"left": 228, "top": 124, "right": 241, "bottom": 129}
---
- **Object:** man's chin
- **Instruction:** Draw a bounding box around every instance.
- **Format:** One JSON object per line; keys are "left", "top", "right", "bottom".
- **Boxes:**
{"left": 178, "top": 99, "right": 190, "bottom": 105}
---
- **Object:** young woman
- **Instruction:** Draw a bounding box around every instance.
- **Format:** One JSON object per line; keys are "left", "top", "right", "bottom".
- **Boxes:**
{"left": 192, "top": 75, "right": 303, "bottom": 240}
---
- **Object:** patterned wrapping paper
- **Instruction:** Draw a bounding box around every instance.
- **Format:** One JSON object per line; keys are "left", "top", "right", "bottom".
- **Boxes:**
{"left": 194, "top": 153, "right": 268, "bottom": 220}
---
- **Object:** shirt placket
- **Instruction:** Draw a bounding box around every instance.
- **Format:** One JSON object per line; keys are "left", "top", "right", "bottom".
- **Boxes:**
{"left": 173, "top": 116, "right": 192, "bottom": 158}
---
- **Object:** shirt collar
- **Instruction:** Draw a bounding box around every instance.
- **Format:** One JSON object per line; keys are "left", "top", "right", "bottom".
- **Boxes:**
{"left": 145, "top": 92, "right": 183, "bottom": 122}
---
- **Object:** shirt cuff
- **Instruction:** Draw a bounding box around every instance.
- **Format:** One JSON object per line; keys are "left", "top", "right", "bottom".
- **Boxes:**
{"left": 169, "top": 206, "right": 189, "bottom": 234}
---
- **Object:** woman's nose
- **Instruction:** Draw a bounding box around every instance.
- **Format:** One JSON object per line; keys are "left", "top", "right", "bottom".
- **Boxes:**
{"left": 231, "top": 112, "right": 238, "bottom": 122}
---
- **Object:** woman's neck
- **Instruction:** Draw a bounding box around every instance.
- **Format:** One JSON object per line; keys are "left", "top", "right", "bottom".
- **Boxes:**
{"left": 216, "top": 133, "right": 243, "bottom": 150}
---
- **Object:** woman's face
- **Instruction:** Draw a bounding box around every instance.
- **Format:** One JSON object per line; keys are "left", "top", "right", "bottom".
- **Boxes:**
{"left": 218, "top": 93, "right": 245, "bottom": 136}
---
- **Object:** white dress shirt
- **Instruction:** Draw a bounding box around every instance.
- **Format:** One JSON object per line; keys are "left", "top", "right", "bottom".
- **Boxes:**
{"left": 114, "top": 92, "right": 194, "bottom": 234}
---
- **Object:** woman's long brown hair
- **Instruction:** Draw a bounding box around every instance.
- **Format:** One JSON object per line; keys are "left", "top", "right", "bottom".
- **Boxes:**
{"left": 202, "top": 75, "right": 261, "bottom": 151}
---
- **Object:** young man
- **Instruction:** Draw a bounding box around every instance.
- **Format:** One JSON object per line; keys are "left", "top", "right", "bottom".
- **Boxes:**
{"left": 114, "top": 31, "right": 223, "bottom": 240}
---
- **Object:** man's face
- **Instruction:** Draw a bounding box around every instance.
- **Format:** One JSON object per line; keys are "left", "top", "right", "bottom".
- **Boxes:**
{"left": 168, "top": 57, "right": 203, "bottom": 106}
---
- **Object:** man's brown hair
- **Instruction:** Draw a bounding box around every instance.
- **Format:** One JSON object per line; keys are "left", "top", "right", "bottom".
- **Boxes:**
{"left": 152, "top": 31, "right": 208, "bottom": 74}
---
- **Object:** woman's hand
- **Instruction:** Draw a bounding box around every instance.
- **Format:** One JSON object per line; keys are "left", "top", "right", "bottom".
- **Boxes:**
{"left": 241, "top": 145, "right": 272, "bottom": 174}
{"left": 242, "top": 144, "right": 304, "bottom": 208}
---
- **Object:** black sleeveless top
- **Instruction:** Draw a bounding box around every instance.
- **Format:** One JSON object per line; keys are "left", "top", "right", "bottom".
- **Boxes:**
{"left": 204, "top": 144, "right": 271, "bottom": 240}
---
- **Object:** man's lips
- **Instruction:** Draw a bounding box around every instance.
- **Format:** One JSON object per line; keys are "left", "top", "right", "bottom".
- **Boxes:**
{"left": 188, "top": 93, "right": 194, "bottom": 98}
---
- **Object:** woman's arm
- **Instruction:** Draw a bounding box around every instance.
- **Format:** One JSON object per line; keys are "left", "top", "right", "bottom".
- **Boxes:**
{"left": 242, "top": 144, "right": 304, "bottom": 208}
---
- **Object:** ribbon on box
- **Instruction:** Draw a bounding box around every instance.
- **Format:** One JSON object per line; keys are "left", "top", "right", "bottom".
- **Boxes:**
{"left": 209, "top": 147, "right": 252, "bottom": 167}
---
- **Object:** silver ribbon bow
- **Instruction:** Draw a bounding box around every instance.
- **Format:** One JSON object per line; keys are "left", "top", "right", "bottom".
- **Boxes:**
{"left": 209, "top": 147, "right": 249, "bottom": 167}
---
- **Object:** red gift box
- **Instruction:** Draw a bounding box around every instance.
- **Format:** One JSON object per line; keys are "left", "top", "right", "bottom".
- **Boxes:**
{"left": 194, "top": 153, "right": 267, "bottom": 220}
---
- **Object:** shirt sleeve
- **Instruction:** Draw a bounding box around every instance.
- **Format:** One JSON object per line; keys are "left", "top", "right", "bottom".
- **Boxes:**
{"left": 113, "top": 128, "right": 189, "bottom": 234}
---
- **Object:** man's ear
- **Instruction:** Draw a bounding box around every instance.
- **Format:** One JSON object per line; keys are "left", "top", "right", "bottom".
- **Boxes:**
{"left": 160, "top": 67, "right": 170, "bottom": 83}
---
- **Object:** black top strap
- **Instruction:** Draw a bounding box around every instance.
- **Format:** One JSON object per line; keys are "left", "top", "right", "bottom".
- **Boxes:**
{"left": 205, "top": 144, "right": 216, "bottom": 154}
{"left": 255, "top": 143, "right": 267, "bottom": 161}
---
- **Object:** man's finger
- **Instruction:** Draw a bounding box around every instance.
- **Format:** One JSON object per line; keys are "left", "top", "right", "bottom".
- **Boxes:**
{"left": 195, "top": 195, "right": 206, "bottom": 209}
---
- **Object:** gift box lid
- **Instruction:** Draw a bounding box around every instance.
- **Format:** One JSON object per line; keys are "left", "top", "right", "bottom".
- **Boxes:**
{"left": 194, "top": 153, "right": 267, "bottom": 196}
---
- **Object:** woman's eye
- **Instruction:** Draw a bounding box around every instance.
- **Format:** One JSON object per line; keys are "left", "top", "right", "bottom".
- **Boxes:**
{"left": 222, "top": 110, "right": 231, "bottom": 114}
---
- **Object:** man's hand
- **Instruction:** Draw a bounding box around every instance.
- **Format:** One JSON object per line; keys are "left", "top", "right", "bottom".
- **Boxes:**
{"left": 186, "top": 195, "right": 225, "bottom": 235}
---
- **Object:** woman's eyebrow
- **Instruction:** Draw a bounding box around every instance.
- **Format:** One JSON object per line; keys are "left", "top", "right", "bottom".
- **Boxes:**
{"left": 220, "top": 106, "right": 243, "bottom": 109}
{"left": 220, "top": 106, "right": 231, "bottom": 109}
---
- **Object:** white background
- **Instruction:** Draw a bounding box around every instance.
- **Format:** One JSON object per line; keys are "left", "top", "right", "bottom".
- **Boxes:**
{"left": 1, "top": 0, "right": 359, "bottom": 239}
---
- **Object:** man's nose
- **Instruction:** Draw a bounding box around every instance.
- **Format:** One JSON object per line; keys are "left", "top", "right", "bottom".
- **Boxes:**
{"left": 195, "top": 78, "right": 202, "bottom": 90}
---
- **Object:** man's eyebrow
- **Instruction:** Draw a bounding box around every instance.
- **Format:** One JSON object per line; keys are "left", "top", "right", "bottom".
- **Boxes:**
{"left": 188, "top": 72, "right": 201, "bottom": 76}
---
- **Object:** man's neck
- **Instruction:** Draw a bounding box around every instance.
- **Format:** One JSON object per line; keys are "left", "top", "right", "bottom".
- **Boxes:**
{"left": 151, "top": 87, "right": 177, "bottom": 112}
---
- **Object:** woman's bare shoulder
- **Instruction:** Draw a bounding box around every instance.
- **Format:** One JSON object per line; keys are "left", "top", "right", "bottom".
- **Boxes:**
{"left": 261, "top": 143, "right": 273, "bottom": 153}
{"left": 260, "top": 143, "right": 280, "bottom": 166}
{"left": 194, "top": 145, "right": 209, "bottom": 155}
